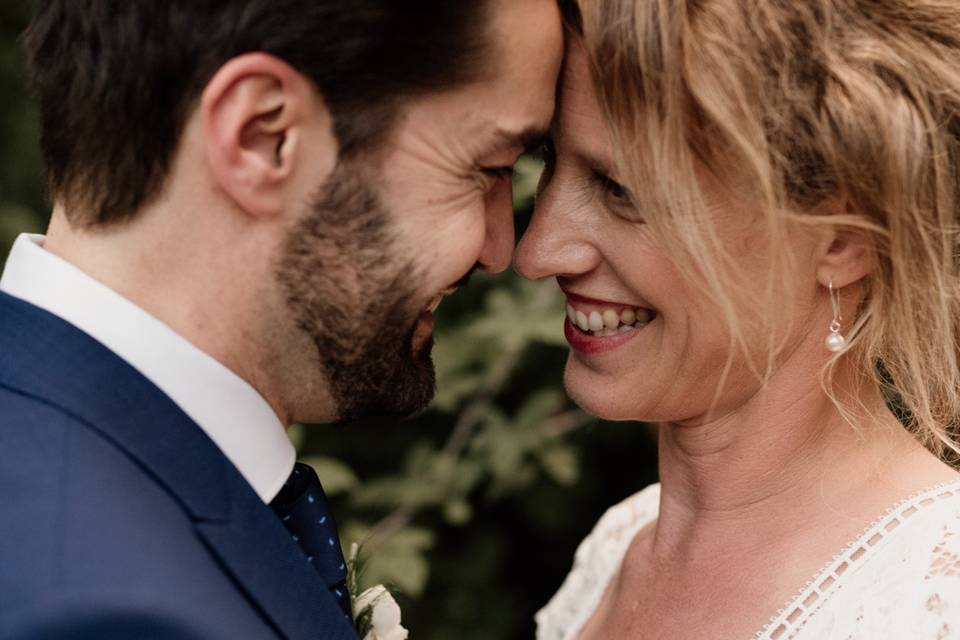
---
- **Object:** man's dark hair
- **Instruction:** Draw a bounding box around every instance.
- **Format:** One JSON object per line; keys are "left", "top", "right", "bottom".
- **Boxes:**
{"left": 557, "top": 0, "right": 582, "bottom": 34}
{"left": 23, "top": 1, "right": 492, "bottom": 227}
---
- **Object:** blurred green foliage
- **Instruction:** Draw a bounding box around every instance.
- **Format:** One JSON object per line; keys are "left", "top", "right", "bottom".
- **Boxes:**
{"left": 0, "top": 1, "right": 45, "bottom": 255}
{"left": 0, "top": 4, "right": 658, "bottom": 638}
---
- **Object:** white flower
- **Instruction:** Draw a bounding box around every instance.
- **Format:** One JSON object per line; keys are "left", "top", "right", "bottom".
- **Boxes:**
{"left": 354, "top": 585, "right": 409, "bottom": 640}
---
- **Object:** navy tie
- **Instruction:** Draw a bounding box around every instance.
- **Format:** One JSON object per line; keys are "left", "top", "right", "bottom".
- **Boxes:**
{"left": 270, "top": 463, "right": 352, "bottom": 618}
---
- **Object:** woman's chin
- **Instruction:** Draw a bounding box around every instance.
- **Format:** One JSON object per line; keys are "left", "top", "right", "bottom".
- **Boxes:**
{"left": 564, "top": 362, "right": 654, "bottom": 422}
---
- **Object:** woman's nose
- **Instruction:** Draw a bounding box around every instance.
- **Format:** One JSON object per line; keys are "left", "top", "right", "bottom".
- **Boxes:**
{"left": 477, "top": 180, "right": 516, "bottom": 274}
{"left": 514, "top": 183, "right": 601, "bottom": 281}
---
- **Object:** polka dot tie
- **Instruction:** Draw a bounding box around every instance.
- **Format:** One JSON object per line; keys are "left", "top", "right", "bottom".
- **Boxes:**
{"left": 270, "top": 463, "right": 352, "bottom": 619}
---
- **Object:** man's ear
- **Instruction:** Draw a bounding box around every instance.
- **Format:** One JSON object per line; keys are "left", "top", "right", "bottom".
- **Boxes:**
{"left": 813, "top": 206, "right": 876, "bottom": 290}
{"left": 201, "top": 53, "right": 336, "bottom": 219}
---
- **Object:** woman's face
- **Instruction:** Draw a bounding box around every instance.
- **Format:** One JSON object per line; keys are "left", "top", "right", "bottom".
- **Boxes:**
{"left": 516, "top": 43, "right": 821, "bottom": 424}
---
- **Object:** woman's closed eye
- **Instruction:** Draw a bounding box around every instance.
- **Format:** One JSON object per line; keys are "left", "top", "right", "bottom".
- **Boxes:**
{"left": 592, "top": 168, "right": 644, "bottom": 222}
{"left": 540, "top": 137, "right": 633, "bottom": 209}
{"left": 592, "top": 169, "right": 630, "bottom": 204}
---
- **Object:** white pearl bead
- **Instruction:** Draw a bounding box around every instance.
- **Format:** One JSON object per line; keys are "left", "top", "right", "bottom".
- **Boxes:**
{"left": 825, "top": 332, "right": 845, "bottom": 352}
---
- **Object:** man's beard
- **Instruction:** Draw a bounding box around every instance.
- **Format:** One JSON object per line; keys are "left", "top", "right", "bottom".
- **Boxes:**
{"left": 274, "top": 161, "right": 436, "bottom": 421}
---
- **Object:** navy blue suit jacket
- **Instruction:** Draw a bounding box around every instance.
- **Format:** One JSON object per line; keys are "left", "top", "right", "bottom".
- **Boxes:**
{"left": 0, "top": 292, "right": 357, "bottom": 639}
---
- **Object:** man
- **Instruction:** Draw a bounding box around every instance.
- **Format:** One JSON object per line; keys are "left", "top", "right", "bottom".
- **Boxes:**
{"left": 0, "top": 1, "right": 562, "bottom": 638}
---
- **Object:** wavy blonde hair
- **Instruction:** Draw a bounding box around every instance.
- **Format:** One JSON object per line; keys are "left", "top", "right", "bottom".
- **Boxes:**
{"left": 567, "top": 0, "right": 960, "bottom": 460}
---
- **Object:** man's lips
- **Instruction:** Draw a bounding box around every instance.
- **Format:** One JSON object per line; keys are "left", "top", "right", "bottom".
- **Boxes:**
{"left": 411, "top": 282, "right": 464, "bottom": 352}
{"left": 424, "top": 286, "right": 458, "bottom": 314}
{"left": 453, "top": 265, "right": 479, "bottom": 291}
{"left": 411, "top": 313, "right": 435, "bottom": 353}
{"left": 410, "top": 264, "right": 478, "bottom": 351}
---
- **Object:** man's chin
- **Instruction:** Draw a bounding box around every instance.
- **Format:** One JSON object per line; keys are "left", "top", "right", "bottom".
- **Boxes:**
{"left": 334, "top": 386, "right": 437, "bottom": 423}
{"left": 330, "top": 345, "right": 437, "bottom": 422}
{"left": 340, "top": 395, "right": 435, "bottom": 423}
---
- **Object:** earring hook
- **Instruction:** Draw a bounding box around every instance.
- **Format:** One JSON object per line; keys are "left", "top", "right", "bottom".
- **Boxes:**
{"left": 826, "top": 280, "right": 845, "bottom": 352}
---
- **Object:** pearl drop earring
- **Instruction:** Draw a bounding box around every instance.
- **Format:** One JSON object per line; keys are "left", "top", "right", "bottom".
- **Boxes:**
{"left": 826, "top": 280, "right": 845, "bottom": 352}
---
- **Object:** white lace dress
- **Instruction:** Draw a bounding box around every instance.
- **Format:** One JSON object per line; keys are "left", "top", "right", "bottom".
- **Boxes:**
{"left": 536, "top": 478, "right": 960, "bottom": 639}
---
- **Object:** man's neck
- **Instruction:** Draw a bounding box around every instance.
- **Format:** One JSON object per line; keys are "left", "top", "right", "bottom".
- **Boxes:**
{"left": 42, "top": 207, "right": 329, "bottom": 426}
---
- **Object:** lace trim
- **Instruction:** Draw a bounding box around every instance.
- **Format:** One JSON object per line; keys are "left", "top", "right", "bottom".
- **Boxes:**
{"left": 755, "top": 477, "right": 960, "bottom": 640}
{"left": 928, "top": 527, "right": 960, "bottom": 579}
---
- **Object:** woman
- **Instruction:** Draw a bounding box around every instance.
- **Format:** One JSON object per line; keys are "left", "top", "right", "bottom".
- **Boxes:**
{"left": 519, "top": 1, "right": 960, "bottom": 638}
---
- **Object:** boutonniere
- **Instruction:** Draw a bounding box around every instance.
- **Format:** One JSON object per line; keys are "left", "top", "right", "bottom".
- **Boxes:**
{"left": 348, "top": 543, "right": 410, "bottom": 640}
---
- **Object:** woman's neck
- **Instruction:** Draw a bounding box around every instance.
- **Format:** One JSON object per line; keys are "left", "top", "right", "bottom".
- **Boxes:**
{"left": 651, "top": 363, "right": 956, "bottom": 566}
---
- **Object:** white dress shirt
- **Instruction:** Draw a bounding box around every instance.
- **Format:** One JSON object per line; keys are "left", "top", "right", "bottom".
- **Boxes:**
{"left": 0, "top": 233, "right": 295, "bottom": 503}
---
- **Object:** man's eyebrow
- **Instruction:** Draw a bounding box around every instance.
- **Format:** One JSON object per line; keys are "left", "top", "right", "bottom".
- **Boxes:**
{"left": 490, "top": 125, "right": 550, "bottom": 155}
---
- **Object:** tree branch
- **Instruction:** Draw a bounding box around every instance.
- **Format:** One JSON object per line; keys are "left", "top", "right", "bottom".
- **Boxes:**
{"left": 364, "top": 282, "right": 568, "bottom": 548}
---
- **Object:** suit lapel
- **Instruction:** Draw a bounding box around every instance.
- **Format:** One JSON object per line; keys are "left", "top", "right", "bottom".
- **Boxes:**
{"left": 195, "top": 483, "right": 357, "bottom": 640}
{"left": 0, "top": 293, "right": 358, "bottom": 640}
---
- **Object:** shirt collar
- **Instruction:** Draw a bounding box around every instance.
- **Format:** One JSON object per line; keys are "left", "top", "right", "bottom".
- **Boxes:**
{"left": 0, "top": 233, "right": 295, "bottom": 503}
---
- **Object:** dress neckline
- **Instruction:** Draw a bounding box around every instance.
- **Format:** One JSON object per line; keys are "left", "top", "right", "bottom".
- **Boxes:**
{"left": 754, "top": 476, "right": 960, "bottom": 639}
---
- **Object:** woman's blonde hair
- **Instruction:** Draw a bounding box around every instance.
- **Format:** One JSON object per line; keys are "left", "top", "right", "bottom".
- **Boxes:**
{"left": 569, "top": 0, "right": 960, "bottom": 460}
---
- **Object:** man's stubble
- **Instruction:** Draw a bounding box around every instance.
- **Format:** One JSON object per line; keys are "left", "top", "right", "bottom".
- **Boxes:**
{"left": 274, "top": 161, "right": 436, "bottom": 421}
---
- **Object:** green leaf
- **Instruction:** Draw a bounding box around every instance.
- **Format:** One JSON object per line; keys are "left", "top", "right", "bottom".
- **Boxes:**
{"left": 431, "top": 372, "right": 485, "bottom": 412}
{"left": 302, "top": 456, "right": 359, "bottom": 496}
{"left": 341, "top": 524, "right": 436, "bottom": 598}
{"left": 287, "top": 424, "right": 306, "bottom": 452}
{"left": 0, "top": 202, "right": 41, "bottom": 264}
{"left": 368, "top": 548, "right": 430, "bottom": 597}
{"left": 512, "top": 154, "right": 544, "bottom": 211}
{"left": 451, "top": 459, "right": 485, "bottom": 494}
{"left": 442, "top": 498, "right": 473, "bottom": 526}
{"left": 538, "top": 445, "right": 580, "bottom": 487}
{"left": 514, "top": 388, "right": 568, "bottom": 432}
{"left": 352, "top": 475, "right": 443, "bottom": 510}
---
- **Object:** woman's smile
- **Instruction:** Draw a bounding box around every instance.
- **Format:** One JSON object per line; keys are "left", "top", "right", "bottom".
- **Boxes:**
{"left": 561, "top": 289, "right": 657, "bottom": 354}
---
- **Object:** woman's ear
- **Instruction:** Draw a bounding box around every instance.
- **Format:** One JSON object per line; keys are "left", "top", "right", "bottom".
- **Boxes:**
{"left": 200, "top": 53, "right": 337, "bottom": 219}
{"left": 813, "top": 204, "right": 876, "bottom": 290}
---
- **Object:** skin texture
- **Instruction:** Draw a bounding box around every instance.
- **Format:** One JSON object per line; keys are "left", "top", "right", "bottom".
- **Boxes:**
{"left": 43, "top": 0, "right": 563, "bottom": 426}
{"left": 274, "top": 160, "right": 436, "bottom": 420}
{"left": 515, "top": 42, "right": 958, "bottom": 639}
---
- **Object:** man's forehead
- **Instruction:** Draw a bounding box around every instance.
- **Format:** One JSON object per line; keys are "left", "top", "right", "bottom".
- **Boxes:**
{"left": 472, "top": 0, "right": 562, "bottom": 149}
{"left": 397, "top": 0, "right": 561, "bottom": 163}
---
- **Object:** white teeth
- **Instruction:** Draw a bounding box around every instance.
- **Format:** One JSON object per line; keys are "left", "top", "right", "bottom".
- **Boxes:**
{"left": 566, "top": 302, "right": 657, "bottom": 338}
{"left": 602, "top": 309, "right": 620, "bottom": 330}
{"left": 575, "top": 311, "right": 590, "bottom": 332}
{"left": 588, "top": 311, "right": 604, "bottom": 332}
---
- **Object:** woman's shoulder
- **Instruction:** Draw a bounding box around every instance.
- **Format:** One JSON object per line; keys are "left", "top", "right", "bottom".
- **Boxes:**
{"left": 535, "top": 483, "right": 661, "bottom": 640}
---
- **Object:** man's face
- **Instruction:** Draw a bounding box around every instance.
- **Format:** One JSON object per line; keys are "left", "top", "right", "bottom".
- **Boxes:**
{"left": 276, "top": 0, "right": 563, "bottom": 421}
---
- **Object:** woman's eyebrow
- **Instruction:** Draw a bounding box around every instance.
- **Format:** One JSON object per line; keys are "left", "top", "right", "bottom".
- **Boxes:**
{"left": 573, "top": 145, "right": 613, "bottom": 175}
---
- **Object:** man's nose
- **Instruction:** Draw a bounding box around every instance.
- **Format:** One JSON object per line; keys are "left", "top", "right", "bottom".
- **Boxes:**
{"left": 477, "top": 180, "right": 516, "bottom": 274}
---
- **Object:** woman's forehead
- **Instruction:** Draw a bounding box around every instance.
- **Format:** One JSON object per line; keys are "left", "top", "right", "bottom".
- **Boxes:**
{"left": 557, "top": 43, "right": 613, "bottom": 167}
